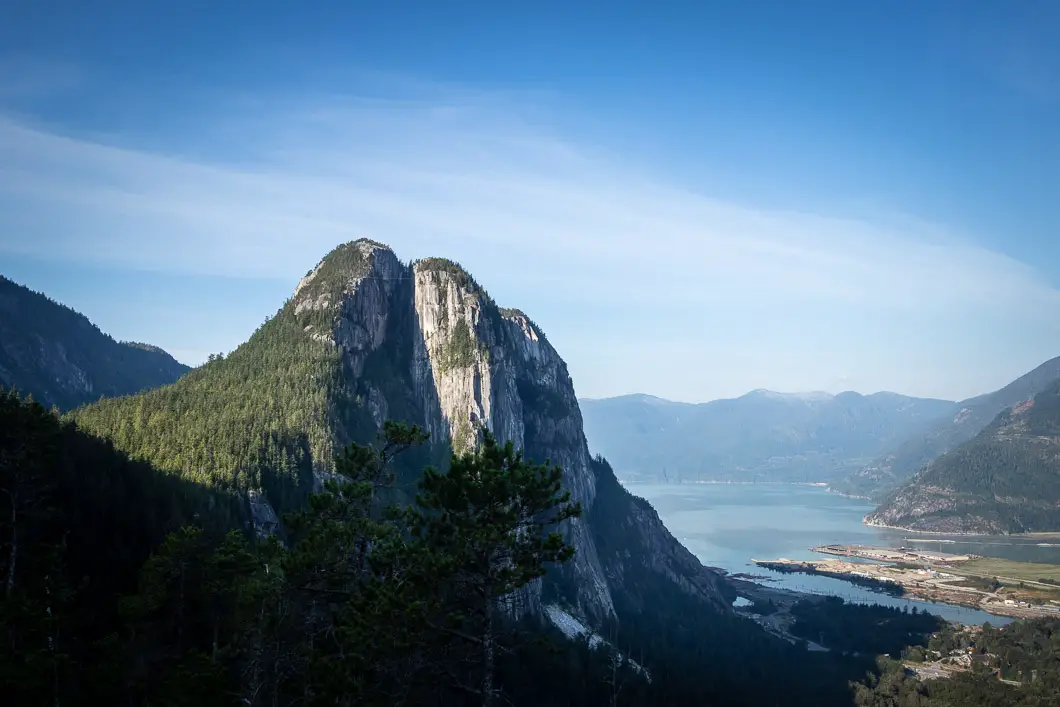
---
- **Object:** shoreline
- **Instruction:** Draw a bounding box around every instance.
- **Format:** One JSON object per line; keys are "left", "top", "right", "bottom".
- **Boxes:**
{"left": 632, "top": 480, "right": 1059, "bottom": 539}
{"left": 823, "top": 486, "right": 874, "bottom": 501}
{"left": 751, "top": 557, "right": 1047, "bottom": 620}
{"left": 622, "top": 479, "right": 832, "bottom": 487}
{"left": 641, "top": 482, "right": 1060, "bottom": 622}
{"left": 786, "top": 545, "right": 1060, "bottom": 620}
{"left": 862, "top": 516, "right": 1060, "bottom": 539}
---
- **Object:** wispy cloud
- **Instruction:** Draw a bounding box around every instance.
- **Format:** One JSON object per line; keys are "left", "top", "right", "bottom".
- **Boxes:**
{"left": 1, "top": 86, "right": 1058, "bottom": 400}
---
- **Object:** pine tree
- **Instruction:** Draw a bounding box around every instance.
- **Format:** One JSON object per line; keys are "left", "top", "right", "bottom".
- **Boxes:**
{"left": 281, "top": 421, "right": 438, "bottom": 706}
{"left": 410, "top": 430, "right": 582, "bottom": 706}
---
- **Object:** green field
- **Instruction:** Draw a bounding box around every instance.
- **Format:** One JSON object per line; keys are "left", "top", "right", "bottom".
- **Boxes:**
{"left": 958, "top": 557, "right": 1060, "bottom": 585}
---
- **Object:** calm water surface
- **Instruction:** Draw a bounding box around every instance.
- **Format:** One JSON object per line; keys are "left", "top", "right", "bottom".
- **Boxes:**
{"left": 627, "top": 483, "right": 1060, "bottom": 625}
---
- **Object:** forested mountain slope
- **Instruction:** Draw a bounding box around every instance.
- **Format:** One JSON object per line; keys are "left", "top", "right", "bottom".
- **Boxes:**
{"left": 0, "top": 390, "right": 242, "bottom": 704}
{"left": 580, "top": 390, "right": 955, "bottom": 483}
{"left": 867, "top": 379, "right": 1060, "bottom": 534}
{"left": 837, "top": 355, "right": 1060, "bottom": 500}
{"left": 0, "top": 275, "right": 189, "bottom": 410}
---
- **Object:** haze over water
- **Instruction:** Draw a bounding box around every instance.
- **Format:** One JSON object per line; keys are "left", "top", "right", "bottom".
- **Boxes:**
{"left": 628, "top": 483, "right": 1060, "bottom": 625}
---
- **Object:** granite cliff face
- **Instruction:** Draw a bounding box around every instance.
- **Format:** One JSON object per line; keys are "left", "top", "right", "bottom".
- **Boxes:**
{"left": 279, "top": 241, "right": 730, "bottom": 620}
{"left": 406, "top": 261, "right": 614, "bottom": 617}
{"left": 0, "top": 275, "right": 189, "bottom": 410}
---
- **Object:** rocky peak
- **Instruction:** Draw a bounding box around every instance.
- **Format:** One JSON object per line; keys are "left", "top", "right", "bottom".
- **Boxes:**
{"left": 70, "top": 239, "right": 728, "bottom": 630}
{"left": 293, "top": 239, "right": 400, "bottom": 309}
{"left": 290, "top": 241, "right": 406, "bottom": 379}
{"left": 413, "top": 258, "right": 490, "bottom": 300}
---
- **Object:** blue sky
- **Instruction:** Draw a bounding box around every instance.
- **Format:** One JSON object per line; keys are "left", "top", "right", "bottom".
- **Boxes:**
{"left": 2, "top": 1, "right": 1059, "bottom": 402}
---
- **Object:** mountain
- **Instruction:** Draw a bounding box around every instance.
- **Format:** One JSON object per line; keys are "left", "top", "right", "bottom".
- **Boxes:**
{"left": 867, "top": 379, "right": 1060, "bottom": 534}
{"left": 0, "top": 275, "right": 189, "bottom": 410}
{"left": 579, "top": 389, "right": 956, "bottom": 484}
{"left": 836, "top": 356, "right": 1060, "bottom": 500}
{"left": 69, "top": 240, "right": 730, "bottom": 625}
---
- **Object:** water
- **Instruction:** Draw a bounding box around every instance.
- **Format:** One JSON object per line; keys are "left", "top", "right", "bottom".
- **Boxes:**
{"left": 626, "top": 482, "right": 1060, "bottom": 625}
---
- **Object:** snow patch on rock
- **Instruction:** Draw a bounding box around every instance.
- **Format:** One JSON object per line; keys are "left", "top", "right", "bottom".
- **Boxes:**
{"left": 544, "top": 604, "right": 651, "bottom": 681}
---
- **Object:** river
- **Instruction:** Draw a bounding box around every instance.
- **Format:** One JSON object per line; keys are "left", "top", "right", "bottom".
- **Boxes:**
{"left": 626, "top": 482, "right": 1060, "bottom": 625}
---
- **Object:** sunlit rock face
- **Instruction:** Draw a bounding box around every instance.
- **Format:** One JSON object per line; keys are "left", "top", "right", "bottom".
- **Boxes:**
{"left": 266, "top": 240, "right": 732, "bottom": 625}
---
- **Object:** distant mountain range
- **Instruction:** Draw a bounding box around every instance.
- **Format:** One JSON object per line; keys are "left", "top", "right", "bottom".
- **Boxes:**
{"left": 0, "top": 275, "right": 189, "bottom": 410}
{"left": 579, "top": 389, "right": 957, "bottom": 484}
{"left": 868, "top": 379, "right": 1060, "bottom": 534}
{"left": 582, "top": 356, "right": 1060, "bottom": 535}
{"left": 833, "top": 355, "right": 1060, "bottom": 500}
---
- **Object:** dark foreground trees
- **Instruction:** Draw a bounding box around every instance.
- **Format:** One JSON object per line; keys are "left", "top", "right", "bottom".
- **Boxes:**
{"left": 0, "top": 394, "right": 591, "bottom": 706}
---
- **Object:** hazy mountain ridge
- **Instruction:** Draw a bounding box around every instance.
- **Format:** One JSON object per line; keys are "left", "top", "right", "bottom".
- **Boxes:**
{"left": 580, "top": 389, "right": 957, "bottom": 483}
{"left": 0, "top": 275, "right": 189, "bottom": 410}
{"left": 68, "top": 240, "right": 730, "bottom": 629}
{"left": 867, "top": 379, "right": 1060, "bottom": 534}
{"left": 835, "top": 355, "right": 1060, "bottom": 500}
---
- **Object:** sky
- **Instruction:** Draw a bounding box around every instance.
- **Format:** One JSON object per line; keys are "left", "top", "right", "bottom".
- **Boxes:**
{"left": 1, "top": 1, "right": 1059, "bottom": 403}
